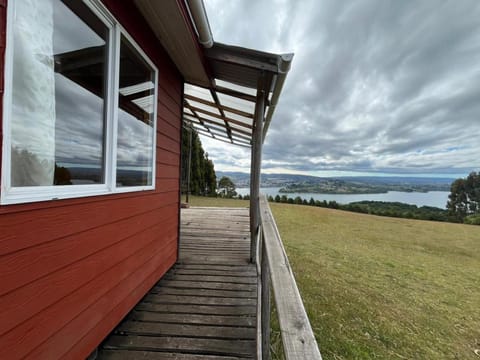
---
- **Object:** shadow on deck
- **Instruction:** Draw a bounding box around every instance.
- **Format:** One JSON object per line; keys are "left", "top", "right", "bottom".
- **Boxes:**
{"left": 98, "top": 207, "right": 257, "bottom": 359}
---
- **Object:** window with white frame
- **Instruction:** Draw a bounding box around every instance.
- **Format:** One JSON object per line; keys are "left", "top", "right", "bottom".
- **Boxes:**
{"left": 1, "top": 0, "right": 158, "bottom": 204}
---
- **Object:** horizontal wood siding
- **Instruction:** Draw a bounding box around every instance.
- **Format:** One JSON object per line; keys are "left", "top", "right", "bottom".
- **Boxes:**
{"left": 0, "top": 0, "right": 183, "bottom": 359}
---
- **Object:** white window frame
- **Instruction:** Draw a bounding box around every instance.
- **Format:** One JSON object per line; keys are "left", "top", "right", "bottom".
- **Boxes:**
{"left": 1, "top": 0, "right": 158, "bottom": 205}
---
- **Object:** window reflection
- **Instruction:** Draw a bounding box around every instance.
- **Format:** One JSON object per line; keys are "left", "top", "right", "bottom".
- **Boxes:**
{"left": 10, "top": 0, "right": 107, "bottom": 186}
{"left": 116, "top": 36, "right": 155, "bottom": 187}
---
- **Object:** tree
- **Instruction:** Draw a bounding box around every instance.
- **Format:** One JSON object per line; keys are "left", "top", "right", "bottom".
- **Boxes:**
{"left": 203, "top": 154, "right": 216, "bottom": 196}
{"left": 218, "top": 176, "right": 237, "bottom": 198}
{"left": 447, "top": 172, "right": 480, "bottom": 222}
{"left": 54, "top": 163, "right": 72, "bottom": 185}
{"left": 181, "top": 127, "right": 217, "bottom": 196}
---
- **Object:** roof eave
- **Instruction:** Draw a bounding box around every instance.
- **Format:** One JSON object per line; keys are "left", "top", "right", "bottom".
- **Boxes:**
{"left": 134, "top": 0, "right": 211, "bottom": 86}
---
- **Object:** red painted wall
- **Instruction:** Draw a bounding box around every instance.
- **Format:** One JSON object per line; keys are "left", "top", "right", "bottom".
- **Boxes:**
{"left": 0, "top": 1, "right": 183, "bottom": 358}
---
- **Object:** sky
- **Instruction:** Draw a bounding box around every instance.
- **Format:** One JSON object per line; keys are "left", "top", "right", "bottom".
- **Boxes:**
{"left": 202, "top": 0, "right": 480, "bottom": 178}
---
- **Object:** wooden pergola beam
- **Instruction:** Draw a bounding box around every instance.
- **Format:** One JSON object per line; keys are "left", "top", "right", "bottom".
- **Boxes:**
{"left": 184, "top": 102, "right": 215, "bottom": 139}
{"left": 214, "top": 85, "right": 258, "bottom": 103}
{"left": 187, "top": 118, "right": 252, "bottom": 142}
{"left": 183, "top": 112, "right": 252, "bottom": 136}
{"left": 185, "top": 93, "right": 254, "bottom": 119}
{"left": 186, "top": 105, "right": 253, "bottom": 130}
{"left": 193, "top": 127, "right": 251, "bottom": 148}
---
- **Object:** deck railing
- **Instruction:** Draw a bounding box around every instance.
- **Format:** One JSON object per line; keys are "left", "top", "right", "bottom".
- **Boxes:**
{"left": 256, "top": 195, "right": 322, "bottom": 360}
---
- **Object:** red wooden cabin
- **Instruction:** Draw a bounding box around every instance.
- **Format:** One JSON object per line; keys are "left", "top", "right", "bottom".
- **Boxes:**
{"left": 0, "top": 0, "right": 294, "bottom": 358}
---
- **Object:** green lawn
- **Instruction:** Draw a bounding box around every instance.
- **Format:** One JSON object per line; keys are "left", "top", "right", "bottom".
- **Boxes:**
{"left": 185, "top": 196, "right": 480, "bottom": 359}
{"left": 181, "top": 195, "right": 249, "bottom": 208}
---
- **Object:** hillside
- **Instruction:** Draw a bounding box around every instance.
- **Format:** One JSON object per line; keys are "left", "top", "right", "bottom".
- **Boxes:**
{"left": 216, "top": 171, "right": 453, "bottom": 193}
{"left": 270, "top": 203, "right": 480, "bottom": 359}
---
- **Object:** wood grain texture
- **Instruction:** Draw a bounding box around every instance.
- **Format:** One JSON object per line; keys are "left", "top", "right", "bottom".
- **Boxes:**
{"left": 119, "top": 319, "right": 256, "bottom": 337}
{"left": 135, "top": 303, "right": 256, "bottom": 316}
{"left": 0, "top": 0, "right": 182, "bottom": 358}
{"left": 98, "top": 207, "right": 258, "bottom": 359}
{"left": 250, "top": 88, "right": 265, "bottom": 263}
{"left": 104, "top": 335, "right": 256, "bottom": 358}
{"left": 150, "top": 286, "right": 256, "bottom": 299}
{"left": 180, "top": 207, "right": 251, "bottom": 266}
{"left": 259, "top": 196, "right": 322, "bottom": 359}
{"left": 98, "top": 350, "right": 242, "bottom": 360}
{"left": 127, "top": 310, "right": 255, "bottom": 328}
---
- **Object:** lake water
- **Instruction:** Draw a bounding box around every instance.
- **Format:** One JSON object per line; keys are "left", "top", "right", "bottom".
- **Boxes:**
{"left": 236, "top": 187, "right": 450, "bottom": 209}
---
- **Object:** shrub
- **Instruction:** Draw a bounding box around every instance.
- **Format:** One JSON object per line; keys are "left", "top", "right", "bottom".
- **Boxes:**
{"left": 464, "top": 214, "right": 480, "bottom": 225}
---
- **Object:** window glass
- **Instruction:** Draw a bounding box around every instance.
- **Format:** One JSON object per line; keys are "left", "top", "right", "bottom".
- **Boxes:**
{"left": 3, "top": 0, "right": 158, "bottom": 204}
{"left": 116, "top": 36, "right": 155, "bottom": 187}
{"left": 10, "top": 0, "right": 107, "bottom": 186}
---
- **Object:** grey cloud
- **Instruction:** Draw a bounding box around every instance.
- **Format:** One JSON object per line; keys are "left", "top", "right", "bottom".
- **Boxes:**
{"left": 202, "top": 0, "right": 480, "bottom": 175}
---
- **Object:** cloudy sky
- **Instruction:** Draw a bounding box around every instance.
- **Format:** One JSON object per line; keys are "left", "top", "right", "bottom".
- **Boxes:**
{"left": 202, "top": 0, "right": 480, "bottom": 178}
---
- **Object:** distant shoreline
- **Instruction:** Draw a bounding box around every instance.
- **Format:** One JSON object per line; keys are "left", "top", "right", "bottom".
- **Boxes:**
{"left": 277, "top": 189, "right": 437, "bottom": 195}
{"left": 278, "top": 182, "right": 450, "bottom": 195}
{"left": 279, "top": 189, "right": 389, "bottom": 195}
{"left": 236, "top": 187, "right": 450, "bottom": 209}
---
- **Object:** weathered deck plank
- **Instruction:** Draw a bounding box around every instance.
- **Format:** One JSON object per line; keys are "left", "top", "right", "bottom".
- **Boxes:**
{"left": 150, "top": 286, "right": 256, "bottom": 298}
{"left": 103, "top": 335, "right": 255, "bottom": 357}
{"left": 135, "top": 303, "right": 256, "bottom": 316}
{"left": 99, "top": 350, "right": 242, "bottom": 360}
{"left": 98, "top": 207, "right": 256, "bottom": 359}
{"left": 126, "top": 311, "right": 256, "bottom": 328}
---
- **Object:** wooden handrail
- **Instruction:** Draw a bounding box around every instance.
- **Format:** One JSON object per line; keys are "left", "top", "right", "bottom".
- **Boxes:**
{"left": 257, "top": 195, "right": 322, "bottom": 360}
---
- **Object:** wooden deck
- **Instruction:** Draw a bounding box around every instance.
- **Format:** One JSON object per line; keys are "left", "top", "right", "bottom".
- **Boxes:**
{"left": 98, "top": 207, "right": 257, "bottom": 359}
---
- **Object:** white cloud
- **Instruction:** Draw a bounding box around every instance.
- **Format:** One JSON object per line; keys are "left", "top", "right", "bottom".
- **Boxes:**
{"left": 201, "top": 0, "right": 480, "bottom": 176}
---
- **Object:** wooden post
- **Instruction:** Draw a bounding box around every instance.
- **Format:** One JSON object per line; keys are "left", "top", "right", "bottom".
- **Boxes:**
{"left": 250, "top": 80, "right": 265, "bottom": 263}
{"left": 186, "top": 124, "right": 193, "bottom": 204}
{"left": 261, "top": 233, "right": 271, "bottom": 360}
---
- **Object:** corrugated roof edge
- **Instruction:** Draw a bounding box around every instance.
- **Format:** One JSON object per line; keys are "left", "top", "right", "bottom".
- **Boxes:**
{"left": 263, "top": 53, "right": 294, "bottom": 142}
{"left": 206, "top": 43, "right": 294, "bottom": 142}
{"left": 208, "top": 42, "right": 294, "bottom": 75}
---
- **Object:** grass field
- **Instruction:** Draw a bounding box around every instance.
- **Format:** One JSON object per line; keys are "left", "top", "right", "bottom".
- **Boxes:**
{"left": 184, "top": 196, "right": 480, "bottom": 359}
{"left": 181, "top": 195, "right": 249, "bottom": 208}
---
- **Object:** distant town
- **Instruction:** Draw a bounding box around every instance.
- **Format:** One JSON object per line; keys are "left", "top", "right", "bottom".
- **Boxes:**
{"left": 217, "top": 171, "right": 453, "bottom": 194}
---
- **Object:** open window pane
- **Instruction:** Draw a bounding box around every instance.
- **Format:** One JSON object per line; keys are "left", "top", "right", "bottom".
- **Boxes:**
{"left": 10, "top": 0, "right": 108, "bottom": 186}
{"left": 116, "top": 36, "right": 155, "bottom": 187}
